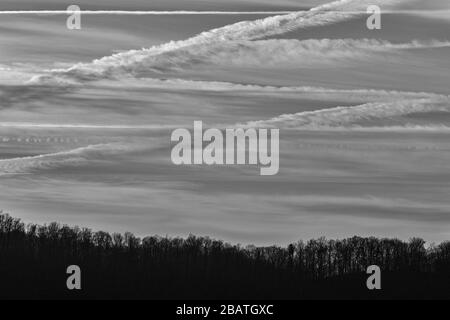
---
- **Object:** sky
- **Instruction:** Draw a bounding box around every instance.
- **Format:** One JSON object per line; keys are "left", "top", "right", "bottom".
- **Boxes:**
{"left": 0, "top": 0, "right": 309, "bottom": 10}
{"left": 0, "top": 0, "right": 450, "bottom": 245}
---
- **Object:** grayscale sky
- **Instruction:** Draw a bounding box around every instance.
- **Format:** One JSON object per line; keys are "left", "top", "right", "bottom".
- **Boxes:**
{"left": 0, "top": 0, "right": 449, "bottom": 245}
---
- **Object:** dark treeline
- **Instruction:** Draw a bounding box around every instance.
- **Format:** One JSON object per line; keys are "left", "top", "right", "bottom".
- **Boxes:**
{"left": 0, "top": 212, "right": 449, "bottom": 300}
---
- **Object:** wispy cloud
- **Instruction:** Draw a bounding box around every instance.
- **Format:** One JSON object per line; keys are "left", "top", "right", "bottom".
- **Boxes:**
{"left": 33, "top": 0, "right": 405, "bottom": 83}
{"left": 32, "top": 37, "right": 450, "bottom": 85}
{"left": 103, "top": 78, "right": 449, "bottom": 101}
{"left": 0, "top": 122, "right": 177, "bottom": 129}
{"left": 0, "top": 10, "right": 295, "bottom": 15}
{"left": 100, "top": 38, "right": 449, "bottom": 73}
{"left": 0, "top": 143, "right": 139, "bottom": 175}
{"left": 247, "top": 98, "right": 450, "bottom": 130}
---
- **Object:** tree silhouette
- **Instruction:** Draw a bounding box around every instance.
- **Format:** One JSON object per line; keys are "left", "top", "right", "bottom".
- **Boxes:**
{"left": 0, "top": 211, "right": 449, "bottom": 299}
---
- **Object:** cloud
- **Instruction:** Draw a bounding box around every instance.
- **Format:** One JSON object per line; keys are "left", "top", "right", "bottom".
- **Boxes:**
{"left": 0, "top": 122, "right": 176, "bottom": 129}
{"left": 0, "top": 11, "right": 294, "bottom": 15}
{"left": 246, "top": 98, "right": 450, "bottom": 129}
{"left": 117, "top": 38, "right": 450, "bottom": 73}
{"left": 34, "top": 37, "right": 450, "bottom": 83}
{"left": 103, "top": 77, "right": 449, "bottom": 102}
{"left": 0, "top": 143, "right": 138, "bottom": 175}
{"left": 32, "top": 0, "right": 405, "bottom": 83}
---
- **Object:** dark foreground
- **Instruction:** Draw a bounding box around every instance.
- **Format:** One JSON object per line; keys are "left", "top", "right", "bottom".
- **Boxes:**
{"left": 0, "top": 213, "right": 449, "bottom": 300}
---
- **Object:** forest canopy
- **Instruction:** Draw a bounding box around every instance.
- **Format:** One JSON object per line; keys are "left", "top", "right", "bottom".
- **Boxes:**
{"left": 0, "top": 212, "right": 449, "bottom": 299}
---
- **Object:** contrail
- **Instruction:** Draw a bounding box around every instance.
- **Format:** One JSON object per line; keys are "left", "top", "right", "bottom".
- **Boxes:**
{"left": 0, "top": 10, "right": 446, "bottom": 15}
{"left": 0, "top": 10, "right": 295, "bottom": 15}
{"left": 246, "top": 99, "right": 450, "bottom": 130}
{"left": 0, "top": 122, "right": 177, "bottom": 129}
